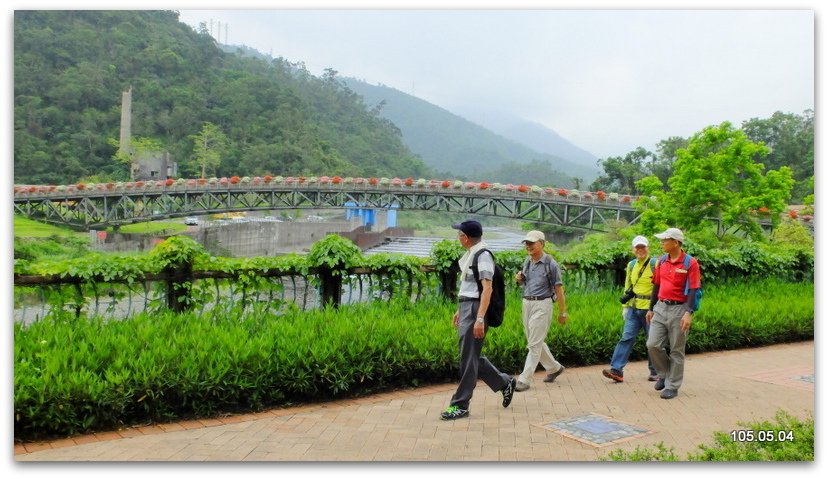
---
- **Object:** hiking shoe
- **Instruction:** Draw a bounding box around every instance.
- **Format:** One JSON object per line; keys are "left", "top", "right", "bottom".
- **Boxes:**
{"left": 543, "top": 366, "right": 565, "bottom": 383}
{"left": 515, "top": 380, "right": 530, "bottom": 392}
{"left": 660, "top": 389, "right": 678, "bottom": 399}
{"left": 440, "top": 405, "right": 469, "bottom": 420}
{"left": 502, "top": 378, "right": 516, "bottom": 407}
{"left": 654, "top": 377, "right": 665, "bottom": 391}
{"left": 648, "top": 374, "right": 659, "bottom": 382}
{"left": 602, "top": 368, "right": 624, "bottom": 383}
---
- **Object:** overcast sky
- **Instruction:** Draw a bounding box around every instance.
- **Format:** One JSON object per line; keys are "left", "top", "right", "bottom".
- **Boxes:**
{"left": 176, "top": 8, "right": 813, "bottom": 159}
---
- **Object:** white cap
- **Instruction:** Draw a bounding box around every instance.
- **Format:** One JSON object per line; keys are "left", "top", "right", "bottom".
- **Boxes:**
{"left": 654, "top": 227, "right": 685, "bottom": 243}
{"left": 631, "top": 235, "right": 649, "bottom": 247}
{"left": 522, "top": 230, "right": 545, "bottom": 243}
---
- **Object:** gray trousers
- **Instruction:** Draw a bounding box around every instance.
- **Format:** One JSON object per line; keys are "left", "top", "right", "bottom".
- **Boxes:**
{"left": 450, "top": 300, "right": 511, "bottom": 410}
{"left": 646, "top": 301, "right": 689, "bottom": 390}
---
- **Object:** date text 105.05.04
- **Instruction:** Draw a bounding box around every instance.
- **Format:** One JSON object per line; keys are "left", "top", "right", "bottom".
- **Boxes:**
{"left": 730, "top": 430, "right": 795, "bottom": 442}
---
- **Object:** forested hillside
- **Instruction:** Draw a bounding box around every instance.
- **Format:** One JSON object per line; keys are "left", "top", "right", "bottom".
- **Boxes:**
{"left": 14, "top": 11, "right": 431, "bottom": 185}
{"left": 344, "top": 79, "right": 597, "bottom": 187}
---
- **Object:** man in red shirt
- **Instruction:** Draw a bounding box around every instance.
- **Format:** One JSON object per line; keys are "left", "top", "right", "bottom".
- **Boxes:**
{"left": 645, "top": 228, "right": 701, "bottom": 399}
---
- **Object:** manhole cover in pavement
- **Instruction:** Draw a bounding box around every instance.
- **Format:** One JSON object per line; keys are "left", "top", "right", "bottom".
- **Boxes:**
{"left": 535, "top": 413, "right": 653, "bottom": 447}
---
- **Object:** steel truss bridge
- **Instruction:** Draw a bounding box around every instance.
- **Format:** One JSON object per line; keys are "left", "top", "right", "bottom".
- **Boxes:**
{"left": 14, "top": 182, "right": 643, "bottom": 231}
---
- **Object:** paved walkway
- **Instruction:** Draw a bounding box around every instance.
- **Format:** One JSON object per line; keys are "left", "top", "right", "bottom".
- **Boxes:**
{"left": 15, "top": 341, "right": 814, "bottom": 461}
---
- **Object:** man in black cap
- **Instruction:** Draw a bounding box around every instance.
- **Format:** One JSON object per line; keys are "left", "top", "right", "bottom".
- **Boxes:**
{"left": 440, "top": 220, "right": 516, "bottom": 420}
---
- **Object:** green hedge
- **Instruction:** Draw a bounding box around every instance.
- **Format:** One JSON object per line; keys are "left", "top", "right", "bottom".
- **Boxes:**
{"left": 14, "top": 278, "right": 813, "bottom": 442}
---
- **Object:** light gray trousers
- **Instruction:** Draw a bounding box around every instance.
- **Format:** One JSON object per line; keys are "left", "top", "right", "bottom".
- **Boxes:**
{"left": 517, "top": 298, "right": 562, "bottom": 385}
{"left": 646, "top": 301, "right": 689, "bottom": 390}
{"left": 450, "top": 300, "right": 511, "bottom": 410}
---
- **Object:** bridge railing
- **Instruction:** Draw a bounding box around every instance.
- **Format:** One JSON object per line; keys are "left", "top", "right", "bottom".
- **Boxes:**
{"left": 13, "top": 262, "right": 620, "bottom": 324}
{"left": 13, "top": 177, "right": 642, "bottom": 206}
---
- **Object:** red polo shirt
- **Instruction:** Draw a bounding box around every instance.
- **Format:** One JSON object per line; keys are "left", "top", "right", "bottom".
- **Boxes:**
{"left": 653, "top": 251, "right": 701, "bottom": 302}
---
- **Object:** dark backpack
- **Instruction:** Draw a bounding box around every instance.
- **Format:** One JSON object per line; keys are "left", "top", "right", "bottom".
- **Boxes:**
{"left": 657, "top": 253, "right": 703, "bottom": 311}
{"left": 470, "top": 249, "right": 506, "bottom": 327}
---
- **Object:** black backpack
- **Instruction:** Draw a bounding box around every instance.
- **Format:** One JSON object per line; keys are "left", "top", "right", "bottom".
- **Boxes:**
{"left": 470, "top": 249, "right": 506, "bottom": 327}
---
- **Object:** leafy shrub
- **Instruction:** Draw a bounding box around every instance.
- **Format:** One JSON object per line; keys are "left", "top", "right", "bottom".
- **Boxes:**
{"left": 14, "top": 279, "right": 813, "bottom": 441}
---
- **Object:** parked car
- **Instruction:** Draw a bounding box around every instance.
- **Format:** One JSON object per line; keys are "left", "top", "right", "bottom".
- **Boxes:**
{"left": 184, "top": 216, "right": 199, "bottom": 225}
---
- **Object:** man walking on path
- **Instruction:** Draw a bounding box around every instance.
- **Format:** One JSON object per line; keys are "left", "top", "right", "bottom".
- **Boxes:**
{"left": 603, "top": 235, "right": 659, "bottom": 383}
{"left": 646, "top": 228, "right": 701, "bottom": 400}
{"left": 513, "top": 230, "right": 568, "bottom": 392}
{"left": 440, "top": 220, "right": 516, "bottom": 420}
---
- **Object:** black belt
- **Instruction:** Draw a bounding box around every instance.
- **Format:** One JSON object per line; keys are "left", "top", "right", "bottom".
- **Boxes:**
{"left": 523, "top": 295, "right": 552, "bottom": 301}
{"left": 660, "top": 299, "right": 684, "bottom": 305}
{"left": 458, "top": 296, "right": 478, "bottom": 303}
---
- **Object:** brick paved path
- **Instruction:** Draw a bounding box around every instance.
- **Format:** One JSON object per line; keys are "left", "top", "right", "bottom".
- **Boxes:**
{"left": 15, "top": 341, "right": 814, "bottom": 461}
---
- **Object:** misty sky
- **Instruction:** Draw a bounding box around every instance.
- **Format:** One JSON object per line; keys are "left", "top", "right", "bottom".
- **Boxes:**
{"left": 177, "top": 9, "right": 813, "bottom": 160}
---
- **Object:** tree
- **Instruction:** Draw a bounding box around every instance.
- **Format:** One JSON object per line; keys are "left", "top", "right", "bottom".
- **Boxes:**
{"left": 637, "top": 122, "right": 794, "bottom": 240}
{"left": 590, "top": 147, "right": 655, "bottom": 194}
{"left": 742, "top": 110, "right": 814, "bottom": 202}
{"left": 650, "top": 136, "right": 688, "bottom": 185}
{"left": 190, "top": 122, "right": 228, "bottom": 179}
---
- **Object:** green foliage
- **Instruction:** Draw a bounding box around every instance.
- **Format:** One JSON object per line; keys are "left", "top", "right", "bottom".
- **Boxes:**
{"left": 14, "top": 278, "right": 812, "bottom": 441}
{"left": 601, "top": 443, "right": 681, "bottom": 461}
{"left": 689, "top": 411, "right": 813, "bottom": 461}
{"left": 770, "top": 218, "right": 814, "bottom": 249}
{"left": 189, "top": 121, "right": 228, "bottom": 179}
{"left": 306, "top": 234, "right": 363, "bottom": 276}
{"left": 590, "top": 147, "right": 656, "bottom": 194}
{"left": 663, "top": 122, "right": 794, "bottom": 240}
{"left": 604, "top": 411, "right": 813, "bottom": 461}
{"left": 430, "top": 239, "right": 464, "bottom": 272}
{"left": 148, "top": 235, "right": 207, "bottom": 270}
{"left": 742, "top": 110, "right": 814, "bottom": 203}
{"left": 14, "top": 11, "right": 431, "bottom": 185}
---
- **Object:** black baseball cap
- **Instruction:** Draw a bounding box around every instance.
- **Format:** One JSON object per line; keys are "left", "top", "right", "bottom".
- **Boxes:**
{"left": 451, "top": 220, "right": 483, "bottom": 238}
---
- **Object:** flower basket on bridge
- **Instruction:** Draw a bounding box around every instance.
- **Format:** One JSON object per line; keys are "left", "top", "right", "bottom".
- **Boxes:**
{"left": 479, "top": 182, "right": 490, "bottom": 190}
{"left": 441, "top": 180, "right": 451, "bottom": 188}
{"left": 229, "top": 176, "right": 240, "bottom": 185}
{"left": 332, "top": 176, "right": 343, "bottom": 184}
{"left": 596, "top": 190, "right": 607, "bottom": 201}
{"left": 622, "top": 195, "right": 631, "bottom": 203}
{"left": 517, "top": 185, "right": 530, "bottom": 193}
{"left": 369, "top": 177, "right": 379, "bottom": 185}
{"left": 557, "top": 188, "right": 568, "bottom": 197}
{"left": 404, "top": 177, "right": 414, "bottom": 186}
{"left": 264, "top": 175, "right": 273, "bottom": 183}
{"left": 76, "top": 183, "right": 86, "bottom": 190}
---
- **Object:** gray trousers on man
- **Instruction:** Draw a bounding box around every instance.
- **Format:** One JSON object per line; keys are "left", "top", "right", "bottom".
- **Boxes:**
{"left": 646, "top": 301, "right": 689, "bottom": 390}
{"left": 450, "top": 300, "right": 511, "bottom": 410}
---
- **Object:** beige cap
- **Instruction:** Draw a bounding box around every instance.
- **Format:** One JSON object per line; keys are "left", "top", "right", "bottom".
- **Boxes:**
{"left": 522, "top": 230, "right": 545, "bottom": 243}
{"left": 654, "top": 227, "right": 685, "bottom": 242}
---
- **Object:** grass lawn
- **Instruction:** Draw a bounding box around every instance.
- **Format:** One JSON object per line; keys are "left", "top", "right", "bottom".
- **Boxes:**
{"left": 13, "top": 216, "right": 86, "bottom": 239}
{"left": 14, "top": 215, "right": 187, "bottom": 238}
